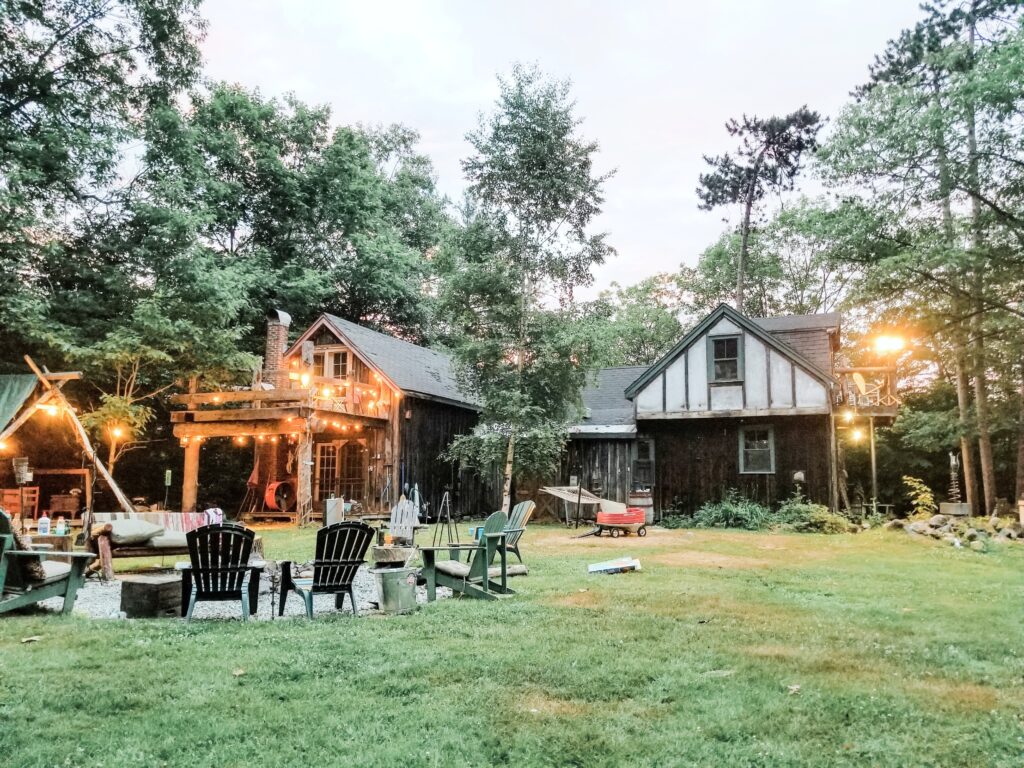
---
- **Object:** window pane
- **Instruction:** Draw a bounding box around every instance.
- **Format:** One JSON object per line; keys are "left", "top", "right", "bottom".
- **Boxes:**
{"left": 744, "top": 448, "right": 772, "bottom": 473}
{"left": 715, "top": 360, "right": 739, "bottom": 380}
{"left": 313, "top": 353, "right": 325, "bottom": 378}
{"left": 332, "top": 352, "right": 347, "bottom": 378}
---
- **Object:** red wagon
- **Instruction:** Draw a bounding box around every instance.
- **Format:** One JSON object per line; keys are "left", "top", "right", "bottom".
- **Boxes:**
{"left": 594, "top": 507, "right": 647, "bottom": 538}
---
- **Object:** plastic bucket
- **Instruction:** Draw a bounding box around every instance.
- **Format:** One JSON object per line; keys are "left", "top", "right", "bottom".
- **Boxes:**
{"left": 370, "top": 566, "right": 419, "bottom": 615}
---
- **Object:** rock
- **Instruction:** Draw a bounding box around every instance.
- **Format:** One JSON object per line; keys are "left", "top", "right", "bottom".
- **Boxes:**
{"left": 965, "top": 528, "right": 987, "bottom": 542}
{"left": 927, "top": 514, "right": 949, "bottom": 528}
{"left": 970, "top": 540, "right": 987, "bottom": 552}
{"left": 884, "top": 519, "right": 907, "bottom": 531}
{"left": 941, "top": 534, "right": 960, "bottom": 546}
{"left": 928, "top": 528, "right": 944, "bottom": 539}
{"left": 938, "top": 523, "right": 953, "bottom": 534}
{"left": 907, "top": 521, "right": 931, "bottom": 535}
{"left": 998, "top": 526, "right": 1019, "bottom": 540}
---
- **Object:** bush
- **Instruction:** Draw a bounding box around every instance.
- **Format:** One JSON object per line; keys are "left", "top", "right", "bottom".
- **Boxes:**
{"left": 773, "top": 490, "right": 852, "bottom": 534}
{"left": 660, "top": 515, "right": 689, "bottom": 529}
{"left": 690, "top": 490, "right": 772, "bottom": 531}
{"left": 902, "top": 475, "right": 938, "bottom": 518}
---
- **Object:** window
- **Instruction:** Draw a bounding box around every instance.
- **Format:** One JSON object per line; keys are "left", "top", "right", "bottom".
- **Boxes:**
{"left": 313, "top": 352, "right": 325, "bottom": 378}
{"left": 332, "top": 351, "right": 348, "bottom": 378}
{"left": 711, "top": 336, "right": 741, "bottom": 381}
{"left": 633, "top": 439, "right": 654, "bottom": 486}
{"left": 739, "top": 426, "right": 774, "bottom": 474}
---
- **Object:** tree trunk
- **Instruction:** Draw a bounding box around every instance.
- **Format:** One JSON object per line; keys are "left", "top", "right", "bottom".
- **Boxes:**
{"left": 1016, "top": 363, "right": 1024, "bottom": 503}
{"left": 735, "top": 196, "right": 753, "bottom": 311}
{"left": 955, "top": 348, "right": 978, "bottom": 515}
{"left": 500, "top": 432, "right": 515, "bottom": 514}
{"left": 966, "top": 16, "right": 997, "bottom": 515}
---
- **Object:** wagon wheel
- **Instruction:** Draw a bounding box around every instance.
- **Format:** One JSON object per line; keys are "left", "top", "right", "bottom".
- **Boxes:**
{"left": 610, "top": 528, "right": 620, "bottom": 538}
{"left": 637, "top": 526, "right": 647, "bottom": 537}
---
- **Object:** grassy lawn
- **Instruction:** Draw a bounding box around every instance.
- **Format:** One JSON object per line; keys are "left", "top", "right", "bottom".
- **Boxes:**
{"left": 2, "top": 524, "right": 1023, "bottom": 767}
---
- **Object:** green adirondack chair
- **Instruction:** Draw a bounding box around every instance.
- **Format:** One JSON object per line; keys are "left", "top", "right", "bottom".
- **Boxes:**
{"left": 505, "top": 500, "right": 536, "bottom": 564}
{"left": 420, "top": 510, "right": 517, "bottom": 601}
{"left": 0, "top": 513, "right": 95, "bottom": 615}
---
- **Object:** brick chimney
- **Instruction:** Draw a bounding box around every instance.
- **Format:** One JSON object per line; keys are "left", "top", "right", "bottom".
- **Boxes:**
{"left": 264, "top": 309, "right": 292, "bottom": 388}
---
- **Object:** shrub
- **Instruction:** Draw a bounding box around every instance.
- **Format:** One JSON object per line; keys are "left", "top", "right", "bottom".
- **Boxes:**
{"left": 773, "top": 490, "right": 851, "bottom": 533}
{"left": 691, "top": 490, "right": 772, "bottom": 530}
{"left": 660, "top": 515, "right": 689, "bottom": 529}
{"left": 902, "top": 475, "right": 937, "bottom": 518}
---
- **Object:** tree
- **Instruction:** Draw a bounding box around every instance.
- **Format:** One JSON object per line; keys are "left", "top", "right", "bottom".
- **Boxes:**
{"left": 439, "top": 65, "right": 613, "bottom": 510}
{"left": 820, "top": 0, "right": 1024, "bottom": 513}
{"left": 696, "top": 108, "right": 822, "bottom": 311}
{"left": 584, "top": 275, "right": 684, "bottom": 367}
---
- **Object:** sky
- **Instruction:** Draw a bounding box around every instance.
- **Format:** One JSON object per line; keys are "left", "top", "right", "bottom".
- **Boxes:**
{"left": 200, "top": 0, "right": 925, "bottom": 297}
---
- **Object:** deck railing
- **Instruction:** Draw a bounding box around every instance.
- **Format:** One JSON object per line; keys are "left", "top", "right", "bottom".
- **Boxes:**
{"left": 835, "top": 367, "right": 900, "bottom": 412}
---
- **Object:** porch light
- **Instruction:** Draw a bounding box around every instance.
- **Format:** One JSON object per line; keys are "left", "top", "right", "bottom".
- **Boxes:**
{"left": 874, "top": 335, "right": 905, "bottom": 355}
{"left": 842, "top": 410, "right": 855, "bottom": 423}
{"left": 851, "top": 427, "right": 865, "bottom": 443}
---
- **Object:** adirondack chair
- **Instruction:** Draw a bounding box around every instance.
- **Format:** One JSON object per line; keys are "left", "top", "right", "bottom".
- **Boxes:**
{"left": 377, "top": 496, "right": 422, "bottom": 546}
{"left": 0, "top": 513, "right": 95, "bottom": 615}
{"left": 278, "top": 521, "right": 374, "bottom": 618}
{"left": 419, "top": 510, "right": 517, "bottom": 601}
{"left": 182, "top": 524, "right": 259, "bottom": 621}
{"left": 504, "top": 500, "right": 536, "bottom": 564}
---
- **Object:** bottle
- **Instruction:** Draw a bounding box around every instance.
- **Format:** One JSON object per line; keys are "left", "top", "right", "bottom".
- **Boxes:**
{"left": 54, "top": 516, "right": 67, "bottom": 536}
{"left": 37, "top": 513, "right": 51, "bottom": 536}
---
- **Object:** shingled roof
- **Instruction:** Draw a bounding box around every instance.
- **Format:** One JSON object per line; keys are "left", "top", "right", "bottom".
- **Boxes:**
{"left": 752, "top": 312, "right": 841, "bottom": 333}
{"left": 570, "top": 365, "right": 647, "bottom": 434}
{"left": 321, "top": 315, "right": 477, "bottom": 409}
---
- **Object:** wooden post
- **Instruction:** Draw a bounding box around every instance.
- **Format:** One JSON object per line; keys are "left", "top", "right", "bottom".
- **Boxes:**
{"left": 869, "top": 415, "right": 877, "bottom": 514}
{"left": 296, "top": 431, "right": 312, "bottom": 525}
{"left": 829, "top": 412, "right": 840, "bottom": 513}
{"left": 181, "top": 376, "right": 199, "bottom": 513}
{"left": 182, "top": 440, "right": 200, "bottom": 513}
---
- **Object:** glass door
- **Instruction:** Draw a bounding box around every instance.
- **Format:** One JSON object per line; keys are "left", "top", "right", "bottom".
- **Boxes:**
{"left": 315, "top": 443, "right": 339, "bottom": 502}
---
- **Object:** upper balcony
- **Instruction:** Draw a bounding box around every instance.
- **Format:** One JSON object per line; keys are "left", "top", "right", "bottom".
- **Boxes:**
{"left": 834, "top": 366, "right": 900, "bottom": 421}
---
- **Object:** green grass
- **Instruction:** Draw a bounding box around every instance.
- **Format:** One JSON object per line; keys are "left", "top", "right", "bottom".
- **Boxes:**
{"left": 2, "top": 525, "right": 1023, "bottom": 767}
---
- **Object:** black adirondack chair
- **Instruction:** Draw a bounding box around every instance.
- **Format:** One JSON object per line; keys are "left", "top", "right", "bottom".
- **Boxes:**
{"left": 279, "top": 521, "right": 374, "bottom": 618}
{"left": 183, "top": 524, "right": 259, "bottom": 621}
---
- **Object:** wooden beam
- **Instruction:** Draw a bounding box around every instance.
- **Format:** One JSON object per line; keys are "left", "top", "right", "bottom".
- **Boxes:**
{"left": 181, "top": 440, "right": 200, "bottom": 513}
{"left": 0, "top": 388, "right": 56, "bottom": 443}
{"left": 170, "top": 406, "right": 310, "bottom": 423}
{"left": 172, "top": 420, "right": 308, "bottom": 438}
{"left": 42, "top": 371, "right": 82, "bottom": 382}
{"left": 169, "top": 389, "right": 310, "bottom": 406}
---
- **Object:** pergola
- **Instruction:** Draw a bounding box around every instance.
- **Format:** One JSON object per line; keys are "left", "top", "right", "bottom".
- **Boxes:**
{"left": 0, "top": 356, "right": 135, "bottom": 526}
{"left": 168, "top": 385, "right": 387, "bottom": 520}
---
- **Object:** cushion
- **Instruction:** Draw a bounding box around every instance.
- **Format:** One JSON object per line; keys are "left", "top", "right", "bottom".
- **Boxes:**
{"left": 38, "top": 560, "right": 71, "bottom": 584}
{"left": 489, "top": 564, "right": 528, "bottom": 578}
{"left": 147, "top": 531, "right": 188, "bottom": 549}
{"left": 109, "top": 519, "right": 164, "bottom": 545}
{"left": 12, "top": 530, "right": 46, "bottom": 582}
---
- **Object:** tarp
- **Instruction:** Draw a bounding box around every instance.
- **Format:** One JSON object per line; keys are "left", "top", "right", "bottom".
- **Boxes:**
{"left": 0, "top": 374, "right": 39, "bottom": 433}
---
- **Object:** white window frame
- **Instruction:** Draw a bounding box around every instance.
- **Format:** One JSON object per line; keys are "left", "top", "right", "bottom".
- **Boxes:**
{"left": 739, "top": 425, "right": 775, "bottom": 474}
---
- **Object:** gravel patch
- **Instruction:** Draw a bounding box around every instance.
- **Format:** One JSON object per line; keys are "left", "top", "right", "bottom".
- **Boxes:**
{"left": 38, "top": 564, "right": 451, "bottom": 620}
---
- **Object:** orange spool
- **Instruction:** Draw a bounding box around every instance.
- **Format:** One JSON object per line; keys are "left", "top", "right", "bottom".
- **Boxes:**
{"left": 264, "top": 481, "right": 296, "bottom": 512}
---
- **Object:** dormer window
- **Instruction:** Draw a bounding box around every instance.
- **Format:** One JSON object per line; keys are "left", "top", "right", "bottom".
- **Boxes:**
{"left": 332, "top": 351, "right": 348, "bottom": 378}
{"left": 709, "top": 335, "right": 742, "bottom": 382}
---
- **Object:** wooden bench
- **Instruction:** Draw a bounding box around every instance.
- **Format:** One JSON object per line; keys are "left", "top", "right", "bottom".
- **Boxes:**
{"left": 88, "top": 512, "right": 207, "bottom": 580}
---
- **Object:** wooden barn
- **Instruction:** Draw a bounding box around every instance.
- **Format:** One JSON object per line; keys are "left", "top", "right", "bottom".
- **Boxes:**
{"left": 563, "top": 304, "right": 895, "bottom": 515}
{"left": 171, "top": 311, "right": 495, "bottom": 523}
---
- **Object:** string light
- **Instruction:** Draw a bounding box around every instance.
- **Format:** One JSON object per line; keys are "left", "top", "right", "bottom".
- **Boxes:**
{"left": 842, "top": 410, "right": 855, "bottom": 424}
{"left": 299, "top": 373, "right": 311, "bottom": 387}
{"left": 110, "top": 425, "right": 124, "bottom": 439}
{"left": 0, "top": 440, "right": 8, "bottom": 452}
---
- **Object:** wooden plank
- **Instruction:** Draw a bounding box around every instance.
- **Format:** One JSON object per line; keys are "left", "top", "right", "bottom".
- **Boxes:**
{"left": 169, "top": 389, "right": 310, "bottom": 406}
{"left": 636, "top": 406, "right": 831, "bottom": 420}
{"left": 171, "top": 406, "right": 310, "bottom": 423}
{"left": 172, "top": 420, "right": 308, "bottom": 438}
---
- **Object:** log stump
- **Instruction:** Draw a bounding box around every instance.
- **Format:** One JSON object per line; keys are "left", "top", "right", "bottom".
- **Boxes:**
{"left": 120, "top": 574, "right": 183, "bottom": 618}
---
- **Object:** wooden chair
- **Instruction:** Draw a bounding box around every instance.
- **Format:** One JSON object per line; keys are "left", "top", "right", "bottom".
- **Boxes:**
{"left": 420, "top": 510, "right": 517, "bottom": 601}
{"left": 183, "top": 524, "right": 259, "bottom": 622}
{"left": 376, "top": 496, "right": 423, "bottom": 546}
{"left": 0, "top": 513, "right": 95, "bottom": 615}
{"left": 505, "top": 500, "right": 536, "bottom": 564}
{"left": 279, "top": 521, "right": 374, "bottom": 618}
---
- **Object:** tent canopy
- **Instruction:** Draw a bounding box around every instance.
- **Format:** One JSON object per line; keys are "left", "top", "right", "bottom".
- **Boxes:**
{"left": 0, "top": 374, "right": 39, "bottom": 434}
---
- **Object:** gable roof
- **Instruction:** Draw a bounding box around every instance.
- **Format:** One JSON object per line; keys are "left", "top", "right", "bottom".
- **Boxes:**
{"left": 623, "top": 304, "right": 836, "bottom": 400}
{"left": 288, "top": 315, "right": 478, "bottom": 410}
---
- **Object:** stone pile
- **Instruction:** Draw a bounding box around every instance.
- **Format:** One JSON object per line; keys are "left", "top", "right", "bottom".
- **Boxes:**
{"left": 884, "top": 513, "right": 1024, "bottom": 551}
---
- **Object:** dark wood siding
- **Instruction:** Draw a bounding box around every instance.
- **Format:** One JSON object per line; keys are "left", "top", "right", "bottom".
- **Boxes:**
{"left": 398, "top": 397, "right": 496, "bottom": 518}
{"left": 649, "top": 415, "right": 832, "bottom": 513}
{"left": 560, "top": 439, "right": 634, "bottom": 504}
